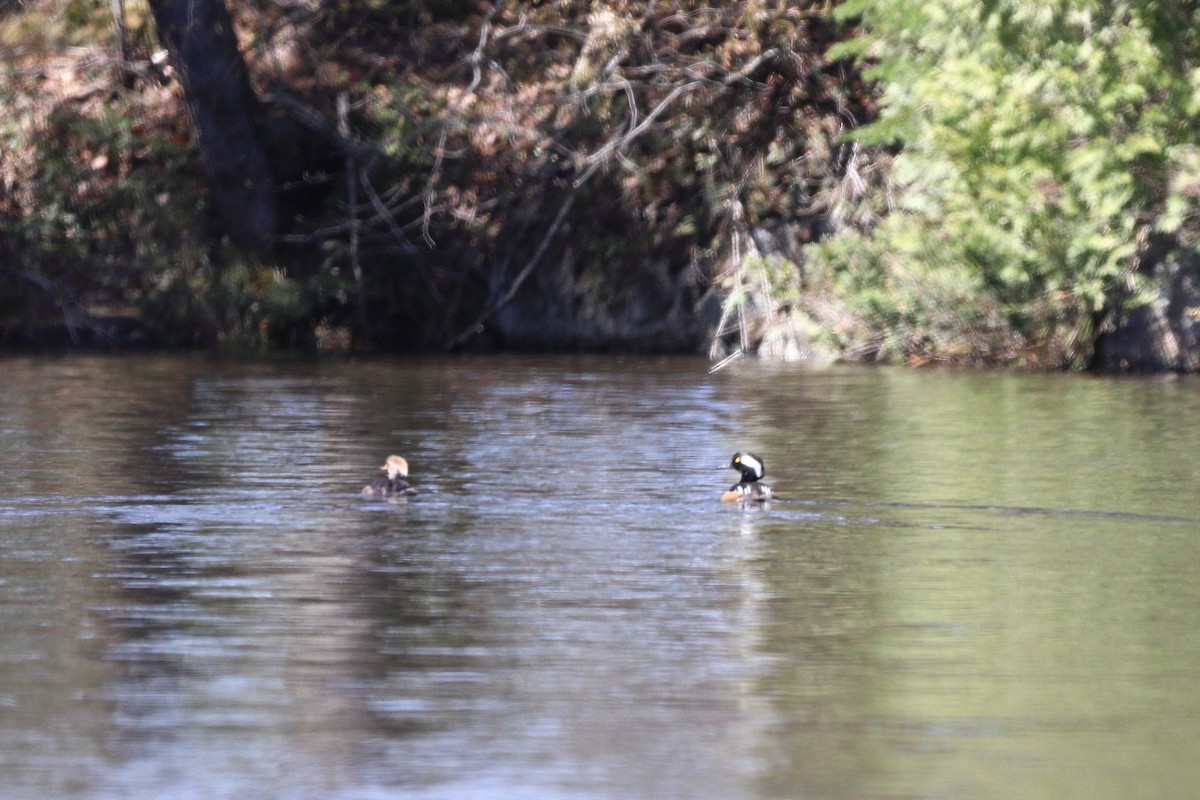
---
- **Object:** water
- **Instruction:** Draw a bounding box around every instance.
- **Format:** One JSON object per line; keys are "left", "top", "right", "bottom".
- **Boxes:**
{"left": 1, "top": 354, "right": 1199, "bottom": 799}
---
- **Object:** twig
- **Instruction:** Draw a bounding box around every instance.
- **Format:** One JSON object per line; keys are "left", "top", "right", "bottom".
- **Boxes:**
{"left": 12, "top": 268, "right": 81, "bottom": 345}
{"left": 708, "top": 350, "right": 744, "bottom": 373}
{"left": 357, "top": 167, "right": 448, "bottom": 312}
{"left": 575, "top": 81, "right": 699, "bottom": 184}
{"left": 422, "top": 6, "right": 498, "bottom": 245}
{"left": 269, "top": 90, "right": 376, "bottom": 161}
{"left": 338, "top": 92, "right": 371, "bottom": 348}
{"left": 109, "top": 0, "right": 130, "bottom": 86}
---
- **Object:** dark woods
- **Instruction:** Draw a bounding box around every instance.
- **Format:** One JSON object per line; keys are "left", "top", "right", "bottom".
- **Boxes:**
{"left": 1, "top": 0, "right": 869, "bottom": 353}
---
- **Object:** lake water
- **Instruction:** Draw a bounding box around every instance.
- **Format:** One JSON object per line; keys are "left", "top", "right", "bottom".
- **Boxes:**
{"left": 1, "top": 354, "right": 1199, "bottom": 799}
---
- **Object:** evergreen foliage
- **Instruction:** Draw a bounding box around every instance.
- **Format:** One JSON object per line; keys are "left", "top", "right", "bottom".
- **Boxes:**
{"left": 814, "top": 0, "right": 1200, "bottom": 366}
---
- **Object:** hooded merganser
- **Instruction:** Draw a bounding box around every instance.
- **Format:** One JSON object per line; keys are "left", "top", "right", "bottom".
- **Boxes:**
{"left": 361, "top": 455, "right": 418, "bottom": 498}
{"left": 721, "top": 451, "right": 774, "bottom": 503}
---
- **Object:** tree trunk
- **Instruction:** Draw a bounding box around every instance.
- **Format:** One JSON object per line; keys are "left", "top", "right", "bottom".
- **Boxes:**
{"left": 148, "top": 0, "right": 276, "bottom": 251}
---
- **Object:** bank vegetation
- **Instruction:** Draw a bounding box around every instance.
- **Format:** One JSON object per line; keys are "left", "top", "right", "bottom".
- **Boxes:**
{"left": 2, "top": 0, "right": 1198, "bottom": 370}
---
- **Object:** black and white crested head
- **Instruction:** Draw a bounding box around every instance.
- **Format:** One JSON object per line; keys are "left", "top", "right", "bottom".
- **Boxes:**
{"left": 730, "top": 451, "right": 765, "bottom": 482}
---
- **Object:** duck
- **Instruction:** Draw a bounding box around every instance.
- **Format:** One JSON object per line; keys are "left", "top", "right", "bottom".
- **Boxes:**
{"left": 721, "top": 451, "right": 774, "bottom": 503}
{"left": 361, "top": 455, "right": 418, "bottom": 498}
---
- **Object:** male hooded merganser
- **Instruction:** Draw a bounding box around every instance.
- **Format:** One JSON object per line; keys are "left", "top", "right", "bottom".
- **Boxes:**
{"left": 361, "top": 455, "right": 418, "bottom": 498}
{"left": 721, "top": 451, "right": 774, "bottom": 503}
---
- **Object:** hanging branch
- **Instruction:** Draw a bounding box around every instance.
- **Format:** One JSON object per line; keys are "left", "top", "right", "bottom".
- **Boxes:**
{"left": 445, "top": 193, "right": 575, "bottom": 349}
{"left": 338, "top": 92, "right": 371, "bottom": 348}
{"left": 8, "top": 267, "right": 81, "bottom": 345}
{"left": 109, "top": 0, "right": 132, "bottom": 86}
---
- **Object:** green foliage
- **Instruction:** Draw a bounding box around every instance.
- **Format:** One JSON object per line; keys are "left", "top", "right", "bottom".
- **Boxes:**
{"left": 804, "top": 222, "right": 1027, "bottom": 364}
{"left": 819, "top": 0, "right": 1200, "bottom": 366}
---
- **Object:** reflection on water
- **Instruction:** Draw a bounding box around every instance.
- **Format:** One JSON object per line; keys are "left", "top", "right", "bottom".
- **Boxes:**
{"left": 1, "top": 355, "right": 1200, "bottom": 798}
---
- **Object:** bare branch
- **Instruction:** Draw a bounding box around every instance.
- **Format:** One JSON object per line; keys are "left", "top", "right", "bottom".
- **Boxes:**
{"left": 338, "top": 92, "right": 371, "bottom": 347}
{"left": 358, "top": 167, "right": 448, "bottom": 312}
{"left": 422, "top": 6, "right": 498, "bottom": 245}
{"left": 575, "top": 81, "right": 701, "bottom": 184}
{"left": 445, "top": 193, "right": 576, "bottom": 349}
